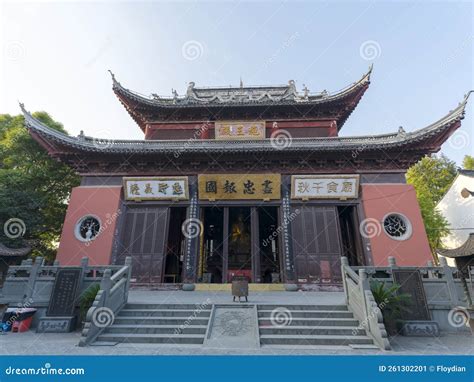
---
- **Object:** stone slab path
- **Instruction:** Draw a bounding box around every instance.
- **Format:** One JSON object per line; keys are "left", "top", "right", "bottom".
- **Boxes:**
{"left": 0, "top": 331, "right": 472, "bottom": 356}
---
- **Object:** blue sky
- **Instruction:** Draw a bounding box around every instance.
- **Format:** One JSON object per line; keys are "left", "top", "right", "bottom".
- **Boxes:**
{"left": 1, "top": 0, "right": 472, "bottom": 164}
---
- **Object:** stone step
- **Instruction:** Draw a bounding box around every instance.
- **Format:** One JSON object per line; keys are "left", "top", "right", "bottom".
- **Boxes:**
{"left": 104, "top": 325, "right": 208, "bottom": 335}
{"left": 259, "top": 325, "right": 365, "bottom": 336}
{"left": 118, "top": 309, "right": 211, "bottom": 318}
{"left": 257, "top": 304, "right": 348, "bottom": 311}
{"left": 257, "top": 310, "right": 353, "bottom": 318}
{"left": 97, "top": 333, "right": 205, "bottom": 344}
{"left": 125, "top": 303, "right": 212, "bottom": 310}
{"left": 113, "top": 317, "right": 210, "bottom": 326}
{"left": 259, "top": 334, "right": 374, "bottom": 346}
{"left": 258, "top": 317, "right": 360, "bottom": 327}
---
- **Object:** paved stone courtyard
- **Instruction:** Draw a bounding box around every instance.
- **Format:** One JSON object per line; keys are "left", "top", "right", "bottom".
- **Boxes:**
{"left": 0, "top": 331, "right": 472, "bottom": 355}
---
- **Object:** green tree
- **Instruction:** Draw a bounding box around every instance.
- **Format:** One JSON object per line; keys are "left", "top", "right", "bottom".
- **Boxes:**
{"left": 406, "top": 154, "right": 457, "bottom": 252}
{"left": 462, "top": 155, "right": 474, "bottom": 170}
{"left": 0, "top": 112, "right": 80, "bottom": 261}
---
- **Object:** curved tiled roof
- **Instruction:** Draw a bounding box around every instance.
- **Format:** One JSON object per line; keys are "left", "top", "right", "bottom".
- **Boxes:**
{"left": 0, "top": 243, "right": 31, "bottom": 257}
{"left": 110, "top": 67, "right": 373, "bottom": 132}
{"left": 438, "top": 233, "right": 474, "bottom": 258}
{"left": 110, "top": 66, "right": 372, "bottom": 108}
{"left": 21, "top": 93, "right": 469, "bottom": 156}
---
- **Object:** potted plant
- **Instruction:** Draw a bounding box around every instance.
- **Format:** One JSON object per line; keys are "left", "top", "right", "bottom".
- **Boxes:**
{"left": 370, "top": 280, "right": 411, "bottom": 335}
{"left": 78, "top": 283, "right": 100, "bottom": 327}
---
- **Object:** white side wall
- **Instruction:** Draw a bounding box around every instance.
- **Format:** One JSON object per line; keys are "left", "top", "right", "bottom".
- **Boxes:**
{"left": 436, "top": 173, "right": 474, "bottom": 266}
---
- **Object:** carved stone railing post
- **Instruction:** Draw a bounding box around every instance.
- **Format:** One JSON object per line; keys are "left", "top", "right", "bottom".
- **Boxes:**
{"left": 78, "top": 257, "right": 89, "bottom": 292}
{"left": 359, "top": 269, "right": 370, "bottom": 331}
{"left": 388, "top": 256, "right": 397, "bottom": 271}
{"left": 124, "top": 257, "right": 132, "bottom": 294}
{"left": 25, "top": 256, "right": 43, "bottom": 302}
{"left": 80, "top": 257, "right": 89, "bottom": 275}
{"left": 341, "top": 257, "right": 349, "bottom": 304}
{"left": 100, "top": 269, "right": 112, "bottom": 300}
{"left": 439, "top": 257, "right": 459, "bottom": 306}
{"left": 427, "top": 260, "right": 434, "bottom": 278}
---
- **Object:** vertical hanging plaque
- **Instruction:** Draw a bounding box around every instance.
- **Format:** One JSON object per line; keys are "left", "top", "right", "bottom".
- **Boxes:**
{"left": 281, "top": 190, "right": 295, "bottom": 281}
{"left": 184, "top": 184, "right": 199, "bottom": 282}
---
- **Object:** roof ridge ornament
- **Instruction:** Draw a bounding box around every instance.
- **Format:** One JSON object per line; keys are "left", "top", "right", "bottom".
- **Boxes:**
{"left": 462, "top": 90, "right": 473, "bottom": 104}
{"left": 302, "top": 84, "right": 309, "bottom": 99}
{"left": 186, "top": 82, "right": 195, "bottom": 98}
{"left": 108, "top": 69, "right": 118, "bottom": 84}
{"left": 288, "top": 80, "right": 297, "bottom": 94}
{"left": 397, "top": 126, "right": 406, "bottom": 137}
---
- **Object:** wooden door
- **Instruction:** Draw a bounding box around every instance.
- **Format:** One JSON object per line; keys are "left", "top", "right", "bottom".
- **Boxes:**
{"left": 117, "top": 206, "right": 169, "bottom": 284}
{"left": 291, "top": 205, "right": 342, "bottom": 284}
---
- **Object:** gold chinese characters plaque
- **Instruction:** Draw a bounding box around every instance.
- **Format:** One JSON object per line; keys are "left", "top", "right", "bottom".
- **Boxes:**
{"left": 198, "top": 174, "right": 281, "bottom": 200}
{"left": 214, "top": 121, "right": 265, "bottom": 140}
{"left": 123, "top": 177, "right": 189, "bottom": 201}
{"left": 291, "top": 175, "right": 360, "bottom": 200}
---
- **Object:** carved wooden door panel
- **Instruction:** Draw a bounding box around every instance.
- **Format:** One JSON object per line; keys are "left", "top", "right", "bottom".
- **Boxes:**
{"left": 291, "top": 205, "right": 342, "bottom": 284}
{"left": 118, "top": 206, "right": 169, "bottom": 284}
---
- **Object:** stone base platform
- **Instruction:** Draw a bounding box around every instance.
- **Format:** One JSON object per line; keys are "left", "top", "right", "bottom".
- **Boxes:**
{"left": 128, "top": 290, "right": 346, "bottom": 305}
{"left": 195, "top": 283, "right": 285, "bottom": 292}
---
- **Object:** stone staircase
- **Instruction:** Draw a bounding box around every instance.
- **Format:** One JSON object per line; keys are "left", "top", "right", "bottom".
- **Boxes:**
{"left": 96, "top": 303, "right": 212, "bottom": 345}
{"left": 257, "top": 304, "right": 377, "bottom": 348}
{"left": 94, "top": 302, "right": 377, "bottom": 349}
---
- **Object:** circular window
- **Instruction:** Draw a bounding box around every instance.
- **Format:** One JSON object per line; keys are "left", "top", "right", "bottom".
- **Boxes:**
{"left": 383, "top": 213, "right": 412, "bottom": 241}
{"left": 75, "top": 216, "right": 101, "bottom": 242}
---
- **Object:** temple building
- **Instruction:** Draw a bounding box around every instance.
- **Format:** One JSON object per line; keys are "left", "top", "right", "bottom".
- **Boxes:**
{"left": 21, "top": 67, "right": 470, "bottom": 289}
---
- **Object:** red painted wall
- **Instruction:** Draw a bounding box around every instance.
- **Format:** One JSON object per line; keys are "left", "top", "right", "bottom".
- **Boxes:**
{"left": 56, "top": 186, "right": 122, "bottom": 266}
{"left": 360, "top": 184, "right": 432, "bottom": 266}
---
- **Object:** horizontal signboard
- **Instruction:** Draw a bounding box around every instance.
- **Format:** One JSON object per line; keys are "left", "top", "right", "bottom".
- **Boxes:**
{"left": 198, "top": 174, "right": 280, "bottom": 200}
{"left": 291, "top": 175, "right": 360, "bottom": 200}
{"left": 215, "top": 121, "right": 265, "bottom": 140}
{"left": 123, "top": 177, "right": 189, "bottom": 201}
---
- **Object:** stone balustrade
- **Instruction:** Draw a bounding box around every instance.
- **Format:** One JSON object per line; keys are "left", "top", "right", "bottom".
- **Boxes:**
{"left": 342, "top": 256, "right": 473, "bottom": 338}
